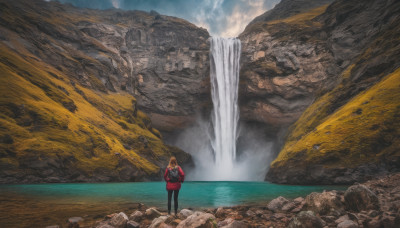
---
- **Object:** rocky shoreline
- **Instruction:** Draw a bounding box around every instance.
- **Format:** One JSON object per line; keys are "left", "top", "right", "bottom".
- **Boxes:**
{"left": 54, "top": 173, "right": 400, "bottom": 228}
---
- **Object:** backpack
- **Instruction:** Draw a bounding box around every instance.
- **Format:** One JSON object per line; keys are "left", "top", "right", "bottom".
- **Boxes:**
{"left": 168, "top": 167, "right": 179, "bottom": 183}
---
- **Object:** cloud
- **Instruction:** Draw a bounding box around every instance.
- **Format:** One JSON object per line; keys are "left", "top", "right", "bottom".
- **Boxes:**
{"left": 220, "top": 0, "right": 269, "bottom": 37}
{"left": 51, "top": 0, "right": 280, "bottom": 37}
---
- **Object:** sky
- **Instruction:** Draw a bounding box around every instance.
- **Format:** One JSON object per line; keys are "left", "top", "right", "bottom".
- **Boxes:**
{"left": 51, "top": 0, "right": 281, "bottom": 37}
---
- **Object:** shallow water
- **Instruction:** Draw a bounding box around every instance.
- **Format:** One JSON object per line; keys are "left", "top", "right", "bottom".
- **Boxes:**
{"left": 0, "top": 181, "right": 346, "bottom": 227}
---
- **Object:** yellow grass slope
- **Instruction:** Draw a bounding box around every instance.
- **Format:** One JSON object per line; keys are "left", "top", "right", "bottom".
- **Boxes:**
{"left": 272, "top": 67, "right": 400, "bottom": 169}
{"left": 0, "top": 43, "right": 174, "bottom": 181}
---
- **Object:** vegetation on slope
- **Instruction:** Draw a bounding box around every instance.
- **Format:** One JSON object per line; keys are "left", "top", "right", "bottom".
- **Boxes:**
{"left": 261, "top": 0, "right": 400, "bottom": 184}
{"left": 272, "top": 67, "right": 400, "bottom": 168}
{"left": 0, "top": 43, "right": 179, "bottom": 183}
{"left": 242, "top": 4, "right": 328, "bottom": 36}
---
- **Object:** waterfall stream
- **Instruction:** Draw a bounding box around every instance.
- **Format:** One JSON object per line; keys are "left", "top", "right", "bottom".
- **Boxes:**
{"left": 209, "top": 37, "right": 241, "bottom": 179}
{"left": 175, "top": 37, "right": 273, "bottom": 181}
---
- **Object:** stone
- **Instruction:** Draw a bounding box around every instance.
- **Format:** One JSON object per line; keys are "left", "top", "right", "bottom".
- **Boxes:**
{"left": 282, "top": 201, "right": 297, "bottom": 212}
{"left": 218, "top": 218, "right": 234, "bottom": 227}
{"left": 177, "top": 211, "right": 216, "bottom": 228}
{"left": 321, "top": 215, "right": 336, "bottom": 223}
{"left": 267, "top": 196, "right": 289, "bottom": 212}
{"left": 145, "top": 207, "right": 162, "bottom": 219}
{"left": 305, "top": 191, "right": 344, "bottom": 215}
{"left": 215, "top": 207, "right": 226, "bottom": 218}
{"left": 293, "top": 197, "right": 305, "bottom": 203}
{"left": 272, "top": 213, "right": 286, "bottom": 219}
{"left": 363, "top": 218, "right": 382, "bottom": 228}
{"left": 129, "top": 210, "right": 143, "bottom": 222}
{"left": 347, "top": 212, "right": 359, "bottom": 222}
{"left": 291, "top": 205, "right": 304, "bottom": 213}
{"left": 149, "top": 215, "right": 168, "bottom": 228}
{"left": 178, "top": 209, "right": 194, "bottom": 219}
{"left": 245, "top": 210, "right": 256, "bottom": 217}
{"left": 220, "top": 220, "right": 248, "bottom": 228}
{"left": 109, "top": 212, "right": 128, "bottom": 228}
{"left": 171, "top": 219, "right": 182, "bottom": 226}
{"left": 344, "top": 185, "right": 380, "bottom": 212}
{"left": 335, "top": 215, "right": 349, "bottom": 224}
{"left": 367, "top": 210, "right": 380, "bottom": 218}
{"left": 158, "top": 223, "right": 173, "bottom": 228}
{"left": 45, "top": 226, "right": 60, "bottom": 228}
{"left": 337, "top": 220, "right": 358, "bottom": 228}
{"left": 127, "top": 220, "right": 140, "bottom": 228}
{"left": 288, "top": 211, "right": 325, "bottom": 228}
{"left": 67, "top": 217, "right": 83, "bottom": 228}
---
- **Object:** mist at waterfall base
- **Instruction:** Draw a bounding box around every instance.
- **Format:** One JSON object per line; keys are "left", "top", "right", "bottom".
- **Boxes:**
{"left": 176, "top": 119, "right": 274, "bottom": 181}
{"left": 174, "top": 37, "right": 274, "bottom": 181}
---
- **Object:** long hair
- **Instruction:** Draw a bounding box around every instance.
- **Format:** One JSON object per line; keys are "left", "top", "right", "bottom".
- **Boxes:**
{"left": 168, "top": 156, "right": 178, "bottom": 169}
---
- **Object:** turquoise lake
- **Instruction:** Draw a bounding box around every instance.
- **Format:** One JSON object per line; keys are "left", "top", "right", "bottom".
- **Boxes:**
{"left": 0, "top": 181, "right": 347, "bottom": 227}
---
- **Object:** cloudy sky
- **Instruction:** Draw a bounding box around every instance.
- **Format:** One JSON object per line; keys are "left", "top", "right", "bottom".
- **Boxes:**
{"left": 52, "top": 0, "right": 280, "bottom": 37}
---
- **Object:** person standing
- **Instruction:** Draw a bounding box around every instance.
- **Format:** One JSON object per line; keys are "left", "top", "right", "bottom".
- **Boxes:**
{"left": 164, "top": 156, "right": 185, "bottom": 216}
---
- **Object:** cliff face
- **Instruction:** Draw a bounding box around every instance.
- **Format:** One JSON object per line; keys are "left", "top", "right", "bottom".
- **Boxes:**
{"left": 239, "top": 4, "right": 340, "bottom": 131}
{"left": 240, "top": 0, "right": 400, "bottom": 184}
{"left": 0, "top": 0, "right": 207, "bottom": 183}
{"left": 1, "top": 0, "right": 210, "bottom": 132}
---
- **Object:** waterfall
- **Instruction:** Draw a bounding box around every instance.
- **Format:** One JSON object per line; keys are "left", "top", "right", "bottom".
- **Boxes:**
{"left": 209, "top": 37, "right": 241, "bottom": 180}
{"left": 175, "top": 37, "right": 273, "bottom": 181}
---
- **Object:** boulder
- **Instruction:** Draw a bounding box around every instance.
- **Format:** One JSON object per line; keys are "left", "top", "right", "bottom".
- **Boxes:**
{"left": 177, "top": 211, "right": 216, "bottom": 228}
{"left": 129, "top": 210, "right": 143, "bottom": 222}
{"left": 145, "top": 207, "right": 162, "bottom": 219}
{"left": 67, "top": 217, "right": 83, "bottom": 228}
{"left": 337, "top": 220, "right": 358, "bottom": 228}
{"left": 149, "top": 215, "right": 168, "bottom": 228}
{"left": 335, "top": 215, "right": 349, "bottom": 224}
{"left": 215, "top": 207, "right": 226, "bottom": 218}
{"left": 267, "top": 196, "right": 289, "bottom": 212}
{"left": 178, "top": 209, "right": 194, "bottom": 219}
{"left": 127, "top": 220, "right": 140, "bottom": 228}
{"left": 218, "top": 218, "right": 234, "bottom": 227}
{"left": 109, "top": 212, "right": 128, "bottom": 228}
{"left": 282, "top": 201, "right": 297, "bottom": 212}
{"left": 288, "top": 211, "right": 325, "bottom": 228}
{"left": 245, "top": 210, "right": 256, "bottom": 217}
{"left": 305, "top": 191, "right": 344, "bottom": 215}
{"left": 344, "top": 185, "right": 380, "bottom": 212}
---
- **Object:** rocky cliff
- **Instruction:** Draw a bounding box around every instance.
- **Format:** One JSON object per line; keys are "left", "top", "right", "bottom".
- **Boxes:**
{"left": 239, "top": 0, "right": 400, "bottom": 184}
{"left": 0, "top": 0, "right": 209, "bottom": 183}
{"left": 239, "top": 3, "right": 339, "bottom": 132}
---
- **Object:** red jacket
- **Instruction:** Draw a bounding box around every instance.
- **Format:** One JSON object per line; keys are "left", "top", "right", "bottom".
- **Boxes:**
{"left": 164, "top": 166, "right": 185, "bottom": 191}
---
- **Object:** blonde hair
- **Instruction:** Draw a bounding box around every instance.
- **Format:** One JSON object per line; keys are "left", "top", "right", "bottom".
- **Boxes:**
{"left": 168, "top": 156, "right": 178, "bottom": 168}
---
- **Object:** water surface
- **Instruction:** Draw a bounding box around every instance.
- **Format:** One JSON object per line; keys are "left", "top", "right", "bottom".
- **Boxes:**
{"left": 0, "top": 181, "right": 346, "bottom": 227}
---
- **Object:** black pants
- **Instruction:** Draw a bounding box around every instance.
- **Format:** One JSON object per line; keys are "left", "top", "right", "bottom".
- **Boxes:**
{"left": 167, "top": 190, "right": 179, "bottom": 214}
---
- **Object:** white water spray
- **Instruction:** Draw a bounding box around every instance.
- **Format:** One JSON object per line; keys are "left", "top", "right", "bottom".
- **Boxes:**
{"left": 209, "top": 37, "right": 241, "bottom": 179}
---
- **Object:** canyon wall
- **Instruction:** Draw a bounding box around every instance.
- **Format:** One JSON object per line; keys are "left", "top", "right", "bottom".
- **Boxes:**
{"left": 0, "top": 0, "right": 209, "bottom": 183}
{"left": 239, "top": 0, "right": 400, "bottom": 184}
